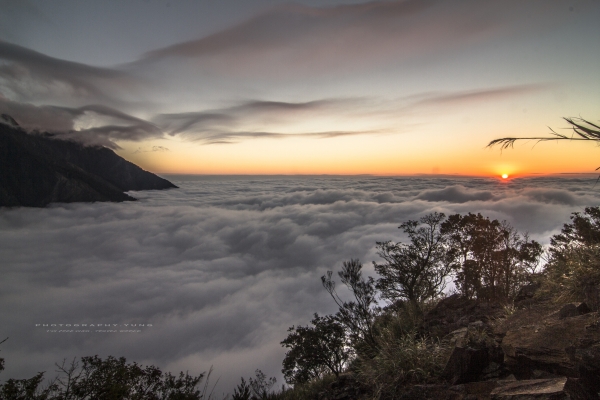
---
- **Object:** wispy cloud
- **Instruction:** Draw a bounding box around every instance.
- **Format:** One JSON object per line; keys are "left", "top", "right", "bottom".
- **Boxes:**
{"left": 154, "top": 98, "right": 381, "bottom": 143}
{"left": 0, "top": 41, "right": 134, "bottom": 105}
{"left": 132, "top": 0, "right": 498, "bottom": 81}
{"left": 414, "top": 84, "right": 551, "bottom": 107}
{"left": 0, "top": 98, "right": 161, "bottom": 148}
{"left": 133, "top": 145, "right": 170, "bottom": 154}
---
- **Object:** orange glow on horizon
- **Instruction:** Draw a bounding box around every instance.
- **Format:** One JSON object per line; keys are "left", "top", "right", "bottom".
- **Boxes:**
{"left": 118, "top": 129, "right": 600, "bottom": 178}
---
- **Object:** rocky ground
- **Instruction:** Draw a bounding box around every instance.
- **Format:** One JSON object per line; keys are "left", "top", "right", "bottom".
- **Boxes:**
{"left": 317, "top": 286, "right": 600, "bottom": 399}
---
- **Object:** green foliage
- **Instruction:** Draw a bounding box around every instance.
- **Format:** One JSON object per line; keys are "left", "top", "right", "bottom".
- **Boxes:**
{"left": 353, "top": 328, "right": 450, "bottom": 399}
{"left": 542, "top": 206, "right": 600, "bottom": 308}
{"left": 0, "top": 372, "right": 58, "bottom": 400}
{"left": 0, "top": 337, "right": 6, "bottom": 374}
{"left": 281, "top": 314, "right": 351, "bottom": 385}
{"left": 0, "top": 355, "right": 216, "bottom": 400}
{"left": 231, "top": 378, "right": 252, "bottom": 400}
{"left": 322, "top": 259, "right": 379, "bottom": 352}
{"left": 441, "top": 213, "right": 542, "bottom": 301}
{"left": 374, "top": 212, "right": 452, "bottom": 314}
{"left": 232, "top": 370, "right": 278, "bottom": 400}
{"left": 270, "top": 374, "right": 336, "bottom": 400}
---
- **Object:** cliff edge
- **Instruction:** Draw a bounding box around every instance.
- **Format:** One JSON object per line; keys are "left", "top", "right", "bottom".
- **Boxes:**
{"left": 0, "top": 116, "right": 177, "bottom": 207}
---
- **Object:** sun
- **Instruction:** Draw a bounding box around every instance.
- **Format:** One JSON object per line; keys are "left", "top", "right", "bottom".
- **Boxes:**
{"left": 501, "top": 174, "right": 509, "bottom": 179}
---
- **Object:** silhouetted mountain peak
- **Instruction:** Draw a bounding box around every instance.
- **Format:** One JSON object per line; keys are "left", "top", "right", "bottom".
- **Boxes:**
{"left": 1, "top": 114, "right": 19, "bottom": 128}
{"left": 0, "top": 123, "right": 177, "bottom": 207}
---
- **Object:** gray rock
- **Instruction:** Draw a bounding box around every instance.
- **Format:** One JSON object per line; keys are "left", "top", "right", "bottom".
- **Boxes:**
{"left": 490, "top": 377, "right": 595, "bottom": 400}
{"left": 559, "top": 304, "right": 579, "bottom": 320}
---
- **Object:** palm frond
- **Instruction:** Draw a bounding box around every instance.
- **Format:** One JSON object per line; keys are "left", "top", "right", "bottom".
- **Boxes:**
{"left": 487, "top": 117, "right": 600, "bottom": 149}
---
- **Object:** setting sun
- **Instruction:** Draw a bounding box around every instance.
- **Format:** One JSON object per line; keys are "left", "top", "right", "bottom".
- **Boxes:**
{"left": 502, "top": 174, "right": 509, "bottom": 179}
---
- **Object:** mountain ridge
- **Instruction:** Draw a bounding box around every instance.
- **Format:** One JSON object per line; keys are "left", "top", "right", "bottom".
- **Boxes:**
{"left": 0, "top": 119, "right": 177, "bottom": 207}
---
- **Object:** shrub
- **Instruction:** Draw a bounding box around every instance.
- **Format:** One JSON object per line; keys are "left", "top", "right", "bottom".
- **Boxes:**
{"left": 353, "top": 327, "right": 450, "bottom": 399}
{"left": 0, "top": 355, "right": 216, "bottom": 400}
{"left": 281, "top": 314, "right": 351, "bottom": 385}
{"left": 541, "top": 206, "right": 600, "bottom": 309}
{"left": 374, "top": 212, "right": 452, "bottom": 315}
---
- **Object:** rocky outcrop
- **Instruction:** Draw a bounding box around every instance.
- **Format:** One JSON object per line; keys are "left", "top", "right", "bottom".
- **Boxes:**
{"left": 490, "top": 377, "right": 593, "bottom": 400}
{"left": 422, "top": 294, "right": 600, "bottom": 399}
{"left": 0, "top": 121, "right": 177, "bottom": 207}
{"left": 422, "top": 294, "right": 505, "bottom": 339}
{"left": 499, "top": 310, "right": 600, "bottom": 395}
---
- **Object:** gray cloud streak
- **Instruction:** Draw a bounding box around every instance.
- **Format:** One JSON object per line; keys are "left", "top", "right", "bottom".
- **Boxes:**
{"left": 414, "top": 84, "right": 551, "bottom": 107}
{"left": 0, "top": 41, "right": 133, "bottom": 105}
{"left": 0, "top": 98, "right": 162, "bottom": 148}
{"left": 155, "top": 98, "right": 381, "bottom": 143}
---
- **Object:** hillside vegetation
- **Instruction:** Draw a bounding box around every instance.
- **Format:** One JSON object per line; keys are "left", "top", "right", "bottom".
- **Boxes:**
{"left": 2, "top": 208, "right": 600, "bottom": 399}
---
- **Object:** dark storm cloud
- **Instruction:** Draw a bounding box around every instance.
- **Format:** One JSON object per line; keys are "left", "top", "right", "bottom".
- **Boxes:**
{"left": 1, "top": 176, "right": 599, "bottom": 389}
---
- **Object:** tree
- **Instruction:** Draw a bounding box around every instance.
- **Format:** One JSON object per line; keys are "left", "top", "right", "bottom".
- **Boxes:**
{"left": 550, "top": 206, "right": 600, "bottom": 259}
{"left": 373, "top": 212, "right": 452, "bottom": 314}
{"left": 281, "top": 314, "right": 351, "bottom": 385}
{"left": 441, "top": 213, "right": 542, "bottom": 300}
{"left": 248, "top": 370, "right": 276, "bottom": 400}
{"left": 231, "top": 378, "right": 252, "bottom": 400}
{"left": 543, "top": 206, "right": 600, "bottom": 309}
{"left": 322, "top": 259, "right": 379, "bottom": 351}
{"left": 232, "top": 370, "right": 277, "bottom": 400}
{"left": 0, "top": 355, "right": 211, "bottom": 400}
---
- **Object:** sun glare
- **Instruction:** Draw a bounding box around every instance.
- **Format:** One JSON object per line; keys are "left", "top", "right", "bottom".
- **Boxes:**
{"left": 501, "top": 174, "right": 509, "bottom": 179}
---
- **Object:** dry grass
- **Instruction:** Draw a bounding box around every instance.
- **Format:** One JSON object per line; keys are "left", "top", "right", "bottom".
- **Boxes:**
{"left": 353, "top": 326, "right": 451, "bottom": 400}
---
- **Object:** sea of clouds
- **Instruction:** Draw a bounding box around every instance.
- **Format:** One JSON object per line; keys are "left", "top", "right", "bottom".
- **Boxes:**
{"left": 1, "top": 175, "right": 599, "bottom": 393}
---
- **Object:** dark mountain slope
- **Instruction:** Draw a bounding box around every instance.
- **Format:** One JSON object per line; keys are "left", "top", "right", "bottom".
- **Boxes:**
{"left": 0, "top": 122, "right": 177, "bottom": 207}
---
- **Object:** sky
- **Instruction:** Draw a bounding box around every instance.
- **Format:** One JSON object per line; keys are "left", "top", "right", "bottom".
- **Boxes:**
{"left": 1, "top": 0, "right": 599, "bottom": 176}
{"left": 2, "top": 175, "right": 600, "bottom": 392}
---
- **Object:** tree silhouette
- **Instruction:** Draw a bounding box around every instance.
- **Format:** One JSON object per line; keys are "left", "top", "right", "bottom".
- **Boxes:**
{"left": 281, "top": 314, "right": 351, "bottom": 385}
{"left": 322, "top": 259, "right": 379, "bottom": 351}
{"left": 374, "top": 212, "right": 452, "bottom": 314}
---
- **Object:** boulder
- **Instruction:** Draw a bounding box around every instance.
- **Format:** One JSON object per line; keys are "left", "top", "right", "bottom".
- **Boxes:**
{"left": 559, "top": 304, "right": 580, "bottom": 320}
{"left": 443, "top": 323, "right": 505, "bottom": 384}
{"left": 515, "top": 282, "right": 541, "bottom": 304}
{"left": 423, "top": 295, "right": 504, "bottom": 339}
{"left": 443, "top": 346, "right": 493, "bottom": 385}
{"left": 558, "top": 303, "right": 592, "bottom": 320}
{"left": 490, "top": 377, "right": 596, "bottom": 400}
{"left": 448, "top": 381, "right": 499, "bottom": 399}
{"left": 501, "top": 311, "right": 600, "bottom": 394}
{"left": 584, "top": 285, "right": 600, "bottom": 312}
{"left": 577, "top": 303, "right": 592, "bottom": 316}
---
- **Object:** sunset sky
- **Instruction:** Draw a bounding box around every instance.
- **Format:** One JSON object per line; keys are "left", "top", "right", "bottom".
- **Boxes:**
{"left": 1, "top": 0, "right": 599, "bottom": 176}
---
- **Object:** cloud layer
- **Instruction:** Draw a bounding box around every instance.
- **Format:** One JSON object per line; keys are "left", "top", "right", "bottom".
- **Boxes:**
{"left": 1, "top": 175, "right": 598, "bottom": 391}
